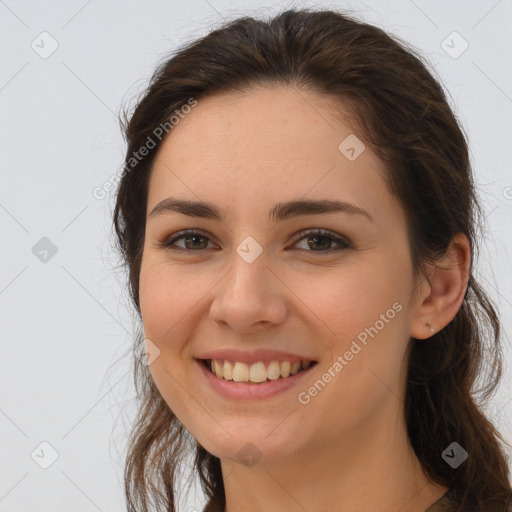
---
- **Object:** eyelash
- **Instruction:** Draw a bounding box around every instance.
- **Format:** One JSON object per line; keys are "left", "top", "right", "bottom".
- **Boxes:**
{"left": 156, "top": 228, "right": 351, "bottom": 255}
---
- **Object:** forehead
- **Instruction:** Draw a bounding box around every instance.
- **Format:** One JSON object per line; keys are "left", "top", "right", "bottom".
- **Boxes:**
{"left": 147, "top": 85, "right": 398, "bottom": 227}
{"left": 155, "top": 85, "right": 361, "bottom": 164}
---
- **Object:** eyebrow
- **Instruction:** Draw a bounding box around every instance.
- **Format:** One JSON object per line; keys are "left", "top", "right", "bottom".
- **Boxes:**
{"left": 148, "top": 197, "right": 373, "bottom": 223}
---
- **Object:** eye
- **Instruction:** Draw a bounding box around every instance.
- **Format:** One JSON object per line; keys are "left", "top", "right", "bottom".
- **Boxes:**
{"left": 156, "top": 229, "right": 217, "bottom": 253}
{"left": 290, "top": 228, "right": 351, "bottom": 253}
{"left": 156, "top": 228, "right": 351, "bottom": 254}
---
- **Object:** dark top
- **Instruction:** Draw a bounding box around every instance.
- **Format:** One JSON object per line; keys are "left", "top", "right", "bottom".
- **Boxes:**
{"left": 424, "top": 489, "right": 512, "bottom": 512}
{"left": 424, "top": 490, "right": 455, "bottom": 511}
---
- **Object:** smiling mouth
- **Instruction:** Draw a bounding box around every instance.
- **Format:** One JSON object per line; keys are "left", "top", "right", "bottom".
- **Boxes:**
{"left": 199, "top": 358, "right": 318, "bottom": 384}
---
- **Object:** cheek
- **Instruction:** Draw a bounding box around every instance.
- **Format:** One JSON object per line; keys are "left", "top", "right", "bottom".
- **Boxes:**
{"left": 139, "top": 259, "right": 201, "bottom": 338}
{"left": 292, "top": 257, "right": 411, "bottom": 399}
{"left": 138, "top": 262, "right": 200, "bottom": 407}
{"left": 298, "top": 287, "right": 410, "bottom": 441}
{"left": 138, "top": 262, "right": 202, "bottom": 430}
{"left": 291, "top": 260, "right": 406, "bottom": 342}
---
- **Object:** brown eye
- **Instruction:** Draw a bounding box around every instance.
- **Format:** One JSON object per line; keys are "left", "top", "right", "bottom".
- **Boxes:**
{"left": 157, "top": 228, "right": 351, "bottom": 255}
{"left": 292, "top": 229, "right": 351, "bottom": 253}
{"left": 157, "top": 230, "right": 216, "bottom": 252}
{"left": 181, "top": 233, "right": 209, "bottom": 250}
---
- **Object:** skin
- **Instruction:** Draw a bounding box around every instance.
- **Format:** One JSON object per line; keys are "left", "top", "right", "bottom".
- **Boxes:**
{"left": 139, "top": 84, "right": 470, "bottom": 512}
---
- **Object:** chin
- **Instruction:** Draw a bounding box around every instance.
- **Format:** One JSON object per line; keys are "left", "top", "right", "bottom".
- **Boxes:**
{"left": 194, "top": 426, "right": 306, "bottom": 467}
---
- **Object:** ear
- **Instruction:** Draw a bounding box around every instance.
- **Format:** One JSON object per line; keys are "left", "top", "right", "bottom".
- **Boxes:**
{"left": 410, "top": 233, "right": 471, "bottom": 340}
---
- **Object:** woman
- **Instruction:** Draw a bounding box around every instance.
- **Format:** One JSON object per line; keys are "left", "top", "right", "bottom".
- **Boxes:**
{"left": 112, "top": 8, "right": 512, "bottom": 512}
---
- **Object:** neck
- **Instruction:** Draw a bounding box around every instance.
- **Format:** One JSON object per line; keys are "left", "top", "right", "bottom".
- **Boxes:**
{"left": 220, "top": 398, "right": 448, "bottom": 512}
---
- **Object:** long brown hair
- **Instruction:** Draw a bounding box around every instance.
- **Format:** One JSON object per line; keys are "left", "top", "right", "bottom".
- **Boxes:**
{"left": 112, "top": 8, "right": 512, "bottom": 512}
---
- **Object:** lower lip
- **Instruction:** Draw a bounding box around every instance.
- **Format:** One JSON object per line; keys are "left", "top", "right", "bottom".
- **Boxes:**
{"left": 196, "top": 359, "right": 316, "bottom": 400}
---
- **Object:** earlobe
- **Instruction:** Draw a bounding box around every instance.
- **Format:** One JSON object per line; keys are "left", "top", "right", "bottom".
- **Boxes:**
{"left": 410, "top": 233, "right": 471, "bottom": 340}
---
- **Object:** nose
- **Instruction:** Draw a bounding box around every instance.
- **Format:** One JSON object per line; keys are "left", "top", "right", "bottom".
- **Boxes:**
{"left": 209, "top": 252, "right": 289, "bottom": 333}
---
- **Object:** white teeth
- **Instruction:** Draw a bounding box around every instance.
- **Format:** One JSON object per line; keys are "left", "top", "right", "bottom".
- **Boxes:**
{"left": 249, "top": 362, "right": 267, "bottom": 382}
{"left": 223, "top": 360, "right": 233, "bottom": 380}
{"left": 207, "top": 359, "right": 315, "bottom": 383}
{"left": 213, "top": 360, "right": 223, "bottom": 378}
{"left": 290, "top": 361, "right": 301, "bottom": 375}
{"left": 267, "top": 361, "right": 281, "bottom": 380}
{"left": 232, "top": 361, "right": 249, "bottom": 382}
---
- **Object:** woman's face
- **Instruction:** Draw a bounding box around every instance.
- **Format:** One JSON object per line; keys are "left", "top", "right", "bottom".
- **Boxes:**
{"left": 139, "top": 85, "right": 420, "bottom": 465}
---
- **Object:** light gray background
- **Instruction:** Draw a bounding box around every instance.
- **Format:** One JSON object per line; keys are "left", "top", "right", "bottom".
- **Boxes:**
{"left": 1, "top": 0, "right": 511, "bottom": 511}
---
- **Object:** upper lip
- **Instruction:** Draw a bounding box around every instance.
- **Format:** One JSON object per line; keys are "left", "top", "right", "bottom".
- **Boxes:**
{"left": 196, "top": 349, "right": 317, "bottom": 365}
